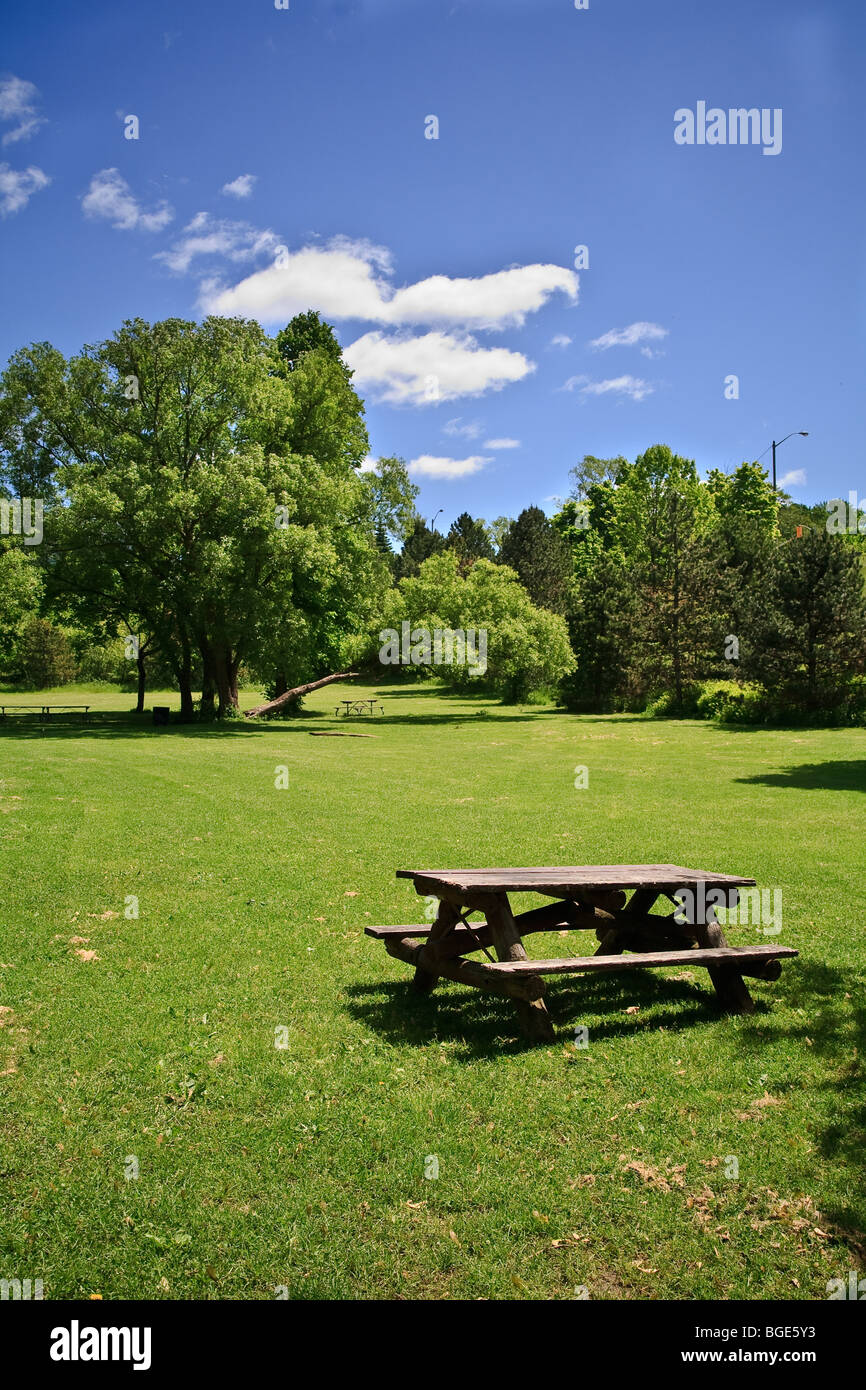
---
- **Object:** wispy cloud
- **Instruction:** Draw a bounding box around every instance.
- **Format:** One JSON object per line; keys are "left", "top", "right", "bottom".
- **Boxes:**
{"left": 589, "top": 321, "right": 668, "bottom": 353}
{"left": 562, "top": 373, "right": 653, "bottom": 402}
{"left": 221, "top": 173, "right": 257, "bottom": 199}
{"left": 779, "top": 469, "right": 806, "bottom": 488}
{"left": 0, "top": 75, "right": 46, "bottom": 146}
{"left": 345, "top": 331, "right": 534, "bottom": 406}
{"left": 157, "top": 212, "right": 279, "bottom": 272}
{"left": 550, "top": 333, "right": 572, "bottom": 349}
{"left": 0, "top": 161, "right": 49, "bottom": 215}
{"left": 201, "top": 236, "right": 577, "bottom": 330}
{"left": 409, "top": 454, "right": 491, "bottom": 479}
{"left": 484, "top": 437, "right": 520, "bottom": 450}
{"left": 82, "top": 169, "right": 174, "bottom": 232}
{"left": 443, "top": 418, "right": 483, "bottom": 440}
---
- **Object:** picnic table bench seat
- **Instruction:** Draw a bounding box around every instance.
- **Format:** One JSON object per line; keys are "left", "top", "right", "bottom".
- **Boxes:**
{"left": 366, "top": 865, "right": 798, "bottom": 1043}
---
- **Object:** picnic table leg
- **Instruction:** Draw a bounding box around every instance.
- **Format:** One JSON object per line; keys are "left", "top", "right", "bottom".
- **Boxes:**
{"left": 484, "top": 893, "right": 554, "bottom": 1043}
{"left": 412, "top": 899, "right": 461, "bottom": 994}
{"left": 593, "top": 886, "right": 659, "bottom": 956}
{"left": 695, "top": 905, "right": 755, "bottom": 1015}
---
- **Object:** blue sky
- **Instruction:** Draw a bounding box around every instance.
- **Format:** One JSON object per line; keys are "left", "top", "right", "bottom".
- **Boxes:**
{"left": 1, "top": 0, "right": 863, "bottom": 528}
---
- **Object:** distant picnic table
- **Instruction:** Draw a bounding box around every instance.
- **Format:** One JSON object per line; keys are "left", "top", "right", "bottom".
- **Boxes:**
{"left": 0, "top": 704, "right": 91, "bottom": 722}
{"left": 336, "top": 698, "right": 383, "bottom": 717}
{"left": 366, "top": 865, "right": 797, "bottom": 1043}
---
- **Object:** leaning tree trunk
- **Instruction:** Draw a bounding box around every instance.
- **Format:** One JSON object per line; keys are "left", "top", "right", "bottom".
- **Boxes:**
{"left": 245, "top": 672, "right": 359, "bottom": 719}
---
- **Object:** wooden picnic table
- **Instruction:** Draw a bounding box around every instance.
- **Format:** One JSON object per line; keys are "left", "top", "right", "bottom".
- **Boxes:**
{"left": 366, "top": 866, "right": 797, "bottom": 1043}
{"left": 336, "top": 698, "right": 383, "bottom": 717}
{"left": 0, "top": 704, "right": 90, "bottom": 722}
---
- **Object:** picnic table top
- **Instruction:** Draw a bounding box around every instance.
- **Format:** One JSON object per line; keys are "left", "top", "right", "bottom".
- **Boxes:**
{"left": 396, "top": 864, "right": 757, "bottom": 894}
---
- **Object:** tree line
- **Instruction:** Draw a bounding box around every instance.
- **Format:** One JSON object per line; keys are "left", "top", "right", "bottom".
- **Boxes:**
{"left": 1, "top": 310, "right": 864, "bottom": 723}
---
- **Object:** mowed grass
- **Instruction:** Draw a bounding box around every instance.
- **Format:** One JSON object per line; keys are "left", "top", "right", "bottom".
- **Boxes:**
{"left": 0, "top": 679, "right": 864, "bottom": 1301}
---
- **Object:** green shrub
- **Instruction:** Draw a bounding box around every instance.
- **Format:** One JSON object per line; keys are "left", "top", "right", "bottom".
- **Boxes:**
{"left": 713, "top": 683, "right": 771, "bottom": 724}
{"left": 846, "top": 675, "right": 866, "bottom": 725}
{"left": 645, "top": 684, "right": 702, "bottom": 718}
{"left": 694, "top": 680, "right": 744, "bottom": 720}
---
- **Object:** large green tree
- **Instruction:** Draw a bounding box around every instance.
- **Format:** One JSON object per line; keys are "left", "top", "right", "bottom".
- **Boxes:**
{"left": 378, "top": 552, "right": 575, "bottom": 701}
{"left": 1, "top": 316, "right": 410, "bottom": 717}
{"left": 610, "top": 445, "right": 718, "bottom": 704}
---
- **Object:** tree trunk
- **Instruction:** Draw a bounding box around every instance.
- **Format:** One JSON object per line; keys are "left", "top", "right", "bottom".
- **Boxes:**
{"left": 175, "top": 633, "right": 195, "bottom": 722}
{"left": 245, "top": 672, "right": 359, "bottom": 719}
{"left": 136, "top": 649, "right": 147, "bottom": 714}
{"left": 177, "top": 671, "right": 195, "bottom": 722}
{"left": 213, "top": 647, "right": 239, "bottom": 717}
{"left": 198, "top": 640, "right": 217, "bottom": 717}
{"left": 200, "top": 673, "right": 216, "bottom": 718}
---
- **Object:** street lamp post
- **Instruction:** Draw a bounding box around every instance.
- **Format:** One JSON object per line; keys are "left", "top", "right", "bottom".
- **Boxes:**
{"left": 771, "top": 431, "right": 809, "bottom": 491}
{"left": 429, "top": 509, "right": 443, "bottom": 532}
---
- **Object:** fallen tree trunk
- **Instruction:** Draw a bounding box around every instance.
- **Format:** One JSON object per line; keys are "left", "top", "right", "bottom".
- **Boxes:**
{"left": 244, "top": 672, "right": 359, "bottom": 719}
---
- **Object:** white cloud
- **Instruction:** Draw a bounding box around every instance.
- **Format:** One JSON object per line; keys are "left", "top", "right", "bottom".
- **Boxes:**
{"left": 443, "top": 418, "right": 483, "bottom": 439}
{"left": 201, "top": 236, "right": 577, "bottom": 330}
{"left": 386, "top": 263, "right": 577, "bottom": 330}
{"left": 358, "top": 455, "right": 378, "bottom": 473}
{"left": 779, "top": 469, "right": 806, "bottom": 488}
{"left": 201, "top": 236, "right": 390, "bottom": 322}
{"left": 484, "top": 437, "right": 520, "bottom": 449}
{"left": 221, "top": 173, "right": 257, "bottom": 199}
{"left": 590, "top": 321, "right": 668, "bottom": 352}
{"left": 345, "top": 330, "right": 534, "bottom": 406}
{"left": 562, "top": 374, "right": 653, "bottom": 402}
{"left": 82, "top": 169, "right": 173, "bottom": 232}
{"left": 409, "top": 454, "right": 491, "bottom": 479}
{"left": 0, "top": 162, "right": 49, "bottom": 215}
{"left": 0, "top": 76, "right": 46, "bottom": 146}
{"left": 156, "top": 211, "right": 279, "bottom": 273}
{"left": 550, "top": 333, "right": 572, "bottom": 349}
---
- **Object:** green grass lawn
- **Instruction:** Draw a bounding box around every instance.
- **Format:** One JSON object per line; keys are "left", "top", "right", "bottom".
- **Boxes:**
{"left": 1, "top": 679, "right": 864, "bottom": 1301}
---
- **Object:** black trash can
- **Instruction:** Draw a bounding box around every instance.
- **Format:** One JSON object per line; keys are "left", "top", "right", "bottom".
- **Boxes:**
{"left": 152, "top": 706, "right": 170, "bottom": 727}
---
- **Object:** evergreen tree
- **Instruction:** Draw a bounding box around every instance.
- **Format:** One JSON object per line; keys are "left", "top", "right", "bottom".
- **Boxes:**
{"left": 740, "top": 529, "right": 866, "bottom": 712}
{"left": 498, "top": 506, "right": 571, "bottom": 614}
{"left": 394, "top": 516, "right": 447, "bottom": 581}
{"left": 562, "top": 536, "right": 637, "bottom": 710}
{"left": 612, "top": 445, "right": 716, "bottom": 704}
{"left": 445, "top": 512, "right": 494, "bottom": 573}
{"left": 18, "top": 617, "right": 76, "bottom": 689}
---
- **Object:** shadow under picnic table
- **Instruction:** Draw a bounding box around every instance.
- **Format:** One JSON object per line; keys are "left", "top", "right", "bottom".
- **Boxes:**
{"left": 343, "top": 965, "right": 762, "bottom": 1060}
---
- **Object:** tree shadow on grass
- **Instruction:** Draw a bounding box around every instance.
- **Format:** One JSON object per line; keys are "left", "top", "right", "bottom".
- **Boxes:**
{"left": 735, "top": 761, "right": 866, "bottom": 793}
{"left": 0, "top": 713, "right": 274, "bottom": 741}
{"left": 0, "top": 707, "right": 549, "bottom": 740}
{"left": 734, "top": 957, "right": 866, "bottom": 1239}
